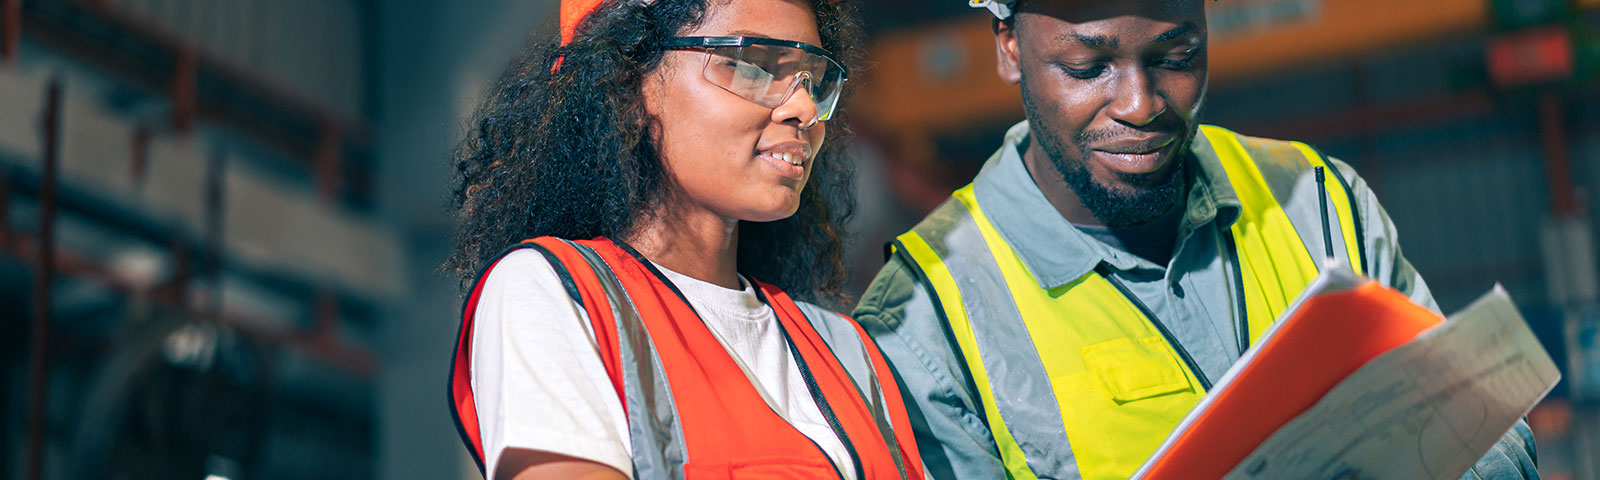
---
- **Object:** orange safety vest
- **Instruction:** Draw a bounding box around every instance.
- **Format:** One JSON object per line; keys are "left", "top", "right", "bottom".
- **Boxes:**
{"left": 450, "top": 237, "right": 925, "bottom": 479}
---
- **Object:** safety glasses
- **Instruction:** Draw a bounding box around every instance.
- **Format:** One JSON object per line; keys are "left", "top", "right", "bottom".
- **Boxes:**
{"left": 660, "top": 36, "right": 849, "bottom": 122}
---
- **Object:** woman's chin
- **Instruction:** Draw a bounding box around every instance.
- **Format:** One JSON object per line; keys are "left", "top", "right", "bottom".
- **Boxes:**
{"left": 737, "top": 202, "right": 803, "bottom": 223}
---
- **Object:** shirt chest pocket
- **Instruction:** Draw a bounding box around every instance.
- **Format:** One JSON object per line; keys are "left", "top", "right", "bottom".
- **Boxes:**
{"left": 1080, "top": 336, "right": 1195, "bottom": 404}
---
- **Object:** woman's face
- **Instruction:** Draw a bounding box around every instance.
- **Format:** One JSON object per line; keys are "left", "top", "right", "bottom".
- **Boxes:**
{"left": 643, "top": 0, "right": 829, "bottom": 224}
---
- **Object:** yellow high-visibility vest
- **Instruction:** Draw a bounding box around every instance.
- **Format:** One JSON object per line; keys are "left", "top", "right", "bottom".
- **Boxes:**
{"left": 891, "top": 125, "right": 1365, "bottom": 480}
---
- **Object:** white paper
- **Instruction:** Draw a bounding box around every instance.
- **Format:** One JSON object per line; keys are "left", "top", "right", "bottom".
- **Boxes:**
{"left": 1225, "top": 285, "right": 1560, "bottom": 480}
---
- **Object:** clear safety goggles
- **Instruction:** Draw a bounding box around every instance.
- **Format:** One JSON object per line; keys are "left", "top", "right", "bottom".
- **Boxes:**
{"left": 660, "top": 36, "right": 849, "bottom": 122}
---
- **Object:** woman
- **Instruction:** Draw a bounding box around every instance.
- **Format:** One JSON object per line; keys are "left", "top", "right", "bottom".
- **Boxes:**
{"left": 444, "top": 0, "right": 926, "bottom": 478}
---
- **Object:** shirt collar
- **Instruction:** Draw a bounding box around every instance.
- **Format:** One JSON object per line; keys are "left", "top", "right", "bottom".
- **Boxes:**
{"left": 1187, "top": 128, "right": 1242, "bottom": 229}
{"left": 969, "top": 121, "right": 1243, "bottom": 289}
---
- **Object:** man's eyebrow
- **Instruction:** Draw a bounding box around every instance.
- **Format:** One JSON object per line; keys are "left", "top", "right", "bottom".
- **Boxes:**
{"left": 1067, "top": 33, "right": 1119, "bottom": 49}
{"left": 1152, "top": 22, "right": 1199, "bottom": 44}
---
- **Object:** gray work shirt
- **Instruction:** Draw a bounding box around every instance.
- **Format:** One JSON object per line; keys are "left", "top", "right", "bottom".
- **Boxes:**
{"left": 852, "top": 121, "right": 1537, "bottom": 480}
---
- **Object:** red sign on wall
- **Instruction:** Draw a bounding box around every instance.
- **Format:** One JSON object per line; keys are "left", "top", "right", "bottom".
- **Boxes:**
{"left": 1486, "top": 26, "right": 1575, "bottom": 87}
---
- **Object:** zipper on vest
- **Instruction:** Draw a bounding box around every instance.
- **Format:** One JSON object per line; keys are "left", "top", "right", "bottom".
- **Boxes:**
{"left": 1096, "top": 265, "right": 1214, "bottom": 391}
{"left": 782, "top": 333, "right": 864, "bottom": 480}
{"left": 756, "top": 284, "right": 865, "bottom": 480}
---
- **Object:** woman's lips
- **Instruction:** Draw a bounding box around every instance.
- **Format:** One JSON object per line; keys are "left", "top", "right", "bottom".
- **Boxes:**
{"left": 758, "top": 152, "right": 806, "bottom": 180}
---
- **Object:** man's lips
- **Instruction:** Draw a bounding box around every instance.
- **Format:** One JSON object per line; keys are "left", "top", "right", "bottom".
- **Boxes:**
{"left": 1089, "top": 135, "right": 1178, "bottom": 175}
{"left": 1092, "top": 135, "right": 1176, "bottom": 155}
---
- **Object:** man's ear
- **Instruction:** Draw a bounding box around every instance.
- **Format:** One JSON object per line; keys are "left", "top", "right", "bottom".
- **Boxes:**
{"left": 994, "top": 18, "right": 1023, "bottom": 86}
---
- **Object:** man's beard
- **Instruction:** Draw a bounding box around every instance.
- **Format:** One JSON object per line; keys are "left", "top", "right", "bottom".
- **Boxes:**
{"left": 1022, "top": 85, "right": 1192, "bottom": 228}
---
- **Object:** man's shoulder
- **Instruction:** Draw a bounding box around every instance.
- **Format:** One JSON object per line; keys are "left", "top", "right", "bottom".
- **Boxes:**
{"left": 1200, "top": 125, "right": 1369, "bottom": 188}
{"left": 1203, "top": 125, "right": 1356, "bottom": 176}
{"left": 902, "top": 195, "right": 975, "bottom": 241}
{"left": 852, "top": 253, "right": 926, "bottom": 332}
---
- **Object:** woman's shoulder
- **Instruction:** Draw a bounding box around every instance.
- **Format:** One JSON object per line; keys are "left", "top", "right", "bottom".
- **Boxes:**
{"left": 473, "top": 247, "right": 580, "bottom": 310}
{"left": 469, "top": 246, "right": 596, "bottom": 345}
{"left": 480, "top": 246, "right": 562, "bottom": 285}
{"left": 474, "top": 237, "right": 603, "bottom": 291}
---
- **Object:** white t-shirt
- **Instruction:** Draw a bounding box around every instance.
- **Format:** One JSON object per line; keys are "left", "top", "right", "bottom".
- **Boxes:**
{"left": 468, "top": 249, "right": 856, "bottom": 480}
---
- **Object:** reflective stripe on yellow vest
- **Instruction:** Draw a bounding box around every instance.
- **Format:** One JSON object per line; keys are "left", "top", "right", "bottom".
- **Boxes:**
{"left": 890, "top": 125, "right": 1365, "bottom": 480}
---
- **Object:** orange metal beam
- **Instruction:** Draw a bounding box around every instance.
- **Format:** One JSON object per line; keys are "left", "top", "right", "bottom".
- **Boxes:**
{"left": 1538, "top": 92, "right": 1579, "bottom": 215}
{"left": 25, "top": 78, "right": 62, "bottom": 480}
{"left": 1, "top": 0, "right": 16, "bottom": 62}
{"left": 170, "top": 44, "right": 197, "bottom": 133}
{"left": 1208, "top": 0, "right": 1488, "bottom": 84}
{"left": 0, "top": 171, "right": 10, "bottom": 248}
{"left": 316, "top": 121, "right": 345, "bottom": 204}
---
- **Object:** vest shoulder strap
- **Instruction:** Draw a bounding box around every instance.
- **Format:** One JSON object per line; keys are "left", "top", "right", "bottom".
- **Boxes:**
{"left": 1200, "top": 125, "right": 1367, "bottom": 274}
{"left": 905, "top": 196, "right": 975, "bottom": 252}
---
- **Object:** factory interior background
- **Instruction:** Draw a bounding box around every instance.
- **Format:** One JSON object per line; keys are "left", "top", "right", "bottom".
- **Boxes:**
{"left": 1, "top": 0, "right": 1599, "bottom": 478}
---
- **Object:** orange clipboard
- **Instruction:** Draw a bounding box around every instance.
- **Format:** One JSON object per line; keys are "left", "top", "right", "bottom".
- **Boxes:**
{"left": 1137, "top": 277, "right": 1444, "bottom": 479}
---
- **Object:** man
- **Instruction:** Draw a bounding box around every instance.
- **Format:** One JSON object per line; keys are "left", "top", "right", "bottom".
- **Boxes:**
{"left": 852, "top": 0, "right": 1539, "bottom": 479}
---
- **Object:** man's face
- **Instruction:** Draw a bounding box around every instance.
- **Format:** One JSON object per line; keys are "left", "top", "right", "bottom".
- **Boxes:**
{"left": 996, "top": 0, "right": 1208, "bottom": 227}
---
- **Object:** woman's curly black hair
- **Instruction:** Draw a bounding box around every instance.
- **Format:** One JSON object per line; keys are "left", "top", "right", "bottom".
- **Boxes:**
{"left": 445, "top": 0, "right": 864, "bottom": 302}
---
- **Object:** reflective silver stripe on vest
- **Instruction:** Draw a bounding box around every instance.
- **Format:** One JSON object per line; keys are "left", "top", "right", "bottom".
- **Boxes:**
{"left": 914, "top": 201, "right": 1081, "bottom": 479}
{"left": 568, "top": 241, "right": 688, "bottom": 479}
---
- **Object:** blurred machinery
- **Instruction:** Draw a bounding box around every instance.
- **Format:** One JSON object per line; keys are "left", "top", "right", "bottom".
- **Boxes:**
{"left": 2, "top": 0, "right": 394, "bottom": 478}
